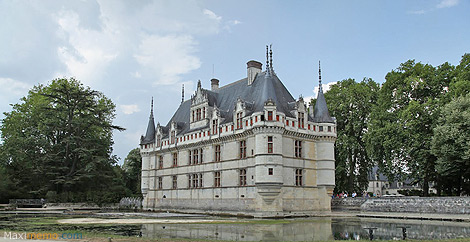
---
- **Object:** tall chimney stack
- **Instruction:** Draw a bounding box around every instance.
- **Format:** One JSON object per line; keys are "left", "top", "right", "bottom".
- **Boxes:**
{"left": 247, "top": 60, "right": 262, "bottom": 85}
{"left": 211, "top": 78, "right": 219, "bottom": 91}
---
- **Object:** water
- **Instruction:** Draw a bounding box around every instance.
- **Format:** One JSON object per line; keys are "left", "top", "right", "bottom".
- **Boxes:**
{"left": 1, "top": 213, "right": 469, "bottom": 241}
{"left": 142, "top": 218, "right": 470, "bottom": 241}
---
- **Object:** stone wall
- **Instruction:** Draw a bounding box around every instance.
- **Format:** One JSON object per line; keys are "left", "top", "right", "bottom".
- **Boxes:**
{"left": 332, "top": 197, "right": 470, "bottom": 214}
{"left": 331, "top": 197, "right": 367, "bottom": 211}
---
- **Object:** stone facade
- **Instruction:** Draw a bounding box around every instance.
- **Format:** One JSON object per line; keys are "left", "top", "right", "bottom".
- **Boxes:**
{"left": 140, "top": 53, "right": 336, "bottom": 217}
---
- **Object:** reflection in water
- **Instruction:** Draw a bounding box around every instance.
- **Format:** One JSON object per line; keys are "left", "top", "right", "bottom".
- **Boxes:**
{"left": 142, "top": 218, "right": 333, "bottom": 241}
{"left": 142, "top": 218, "right": 470, "bottom": 241}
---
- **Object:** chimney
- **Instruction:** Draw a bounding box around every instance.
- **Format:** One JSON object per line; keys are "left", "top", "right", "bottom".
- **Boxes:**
{"left": 247, "top": 60, "right": 262, "bottom": 85}
{"left": 211, "top": 78, "right": 219, "bottom": 91}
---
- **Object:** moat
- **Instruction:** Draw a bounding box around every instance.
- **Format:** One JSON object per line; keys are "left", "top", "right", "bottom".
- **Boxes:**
{"left": 1, "top": 212, "right": 470, "bottom": 241}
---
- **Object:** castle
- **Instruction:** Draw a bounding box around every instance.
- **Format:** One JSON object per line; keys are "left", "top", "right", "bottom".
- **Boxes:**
{"left": 140, "top": 48, "right": 336, "bottom": 217}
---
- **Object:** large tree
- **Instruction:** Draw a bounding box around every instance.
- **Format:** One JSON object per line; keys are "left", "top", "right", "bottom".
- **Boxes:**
{"left": 366, "top": 60, "right": 452, "bottom": 196}
{"left": 0, "top": 78, "right": 126, "bottom": 202}
{"left": 322, "top": 78, "right": 379, "bottom": 194}
{"left": 431, "top": 94, "right": 470, "bottom": 195}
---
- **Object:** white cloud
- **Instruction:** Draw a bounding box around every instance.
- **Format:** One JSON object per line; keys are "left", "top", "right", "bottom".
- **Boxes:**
{"left": 305, "top": 81, "right": 338, "bottom": 103}
{"left": 120, "top": 104, "right": 141, "bottom": 115}
{"left": 203, "top": 9, "right": 222, "bottom": 21}
{"left": 134, "top": 34, "right": 201, "bottom": 85}
{"left": 437, "top": 0, "right": 459, "bottom": 8}
{"left": 0, "top": 78, "right": 31, "bottom": 96}
{"left": 408, "top": 9, "right": 427, "bottom": 15}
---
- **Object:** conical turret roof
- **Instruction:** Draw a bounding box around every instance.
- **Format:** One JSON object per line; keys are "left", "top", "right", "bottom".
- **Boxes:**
{"left": 141, "top": 98, "right": 156, "bottom": 144}
{"left": 313, "top": 61, "right": 334, "bottom": 123}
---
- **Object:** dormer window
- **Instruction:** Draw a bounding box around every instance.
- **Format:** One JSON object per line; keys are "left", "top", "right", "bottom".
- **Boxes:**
{"left": 170, "top": 131, "right": 176, "bottom": 144}
{"left": 157, "top": 135, "right": 161, "bottom": 147}
{"left": 236, "top": 112, "right": 243, "bottom": 129}
{"left": 196, "top": 108, "right": 201, "bottom": 121}
{"left": 268, "top": 111, "right": 273, "bottom": 121}
{"left": 298, "top": 112, "right": 304, "bottom": 128}
{"left": 212, "top": 119, "right": 218, "bottom": 134}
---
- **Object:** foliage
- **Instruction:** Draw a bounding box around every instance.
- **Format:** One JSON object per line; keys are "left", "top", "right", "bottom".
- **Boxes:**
{"left": 322, "top": 78, "right": 379, "bottom": 194}
{"left": 122, "top": 148, "right": 142, "bottom": 196}
{"left": 431, "top": 94, "right": 470, "bottom": 195}
{"left": 365, "top": 60, "right": 453, "bottom": 196}
{"left": 0, "top": 78, "right": 127, "bottom": 203}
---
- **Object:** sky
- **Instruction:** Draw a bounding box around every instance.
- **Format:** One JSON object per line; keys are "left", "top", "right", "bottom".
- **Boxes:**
{"left": 1, "top": 0, "right": 469, "bottom": 164}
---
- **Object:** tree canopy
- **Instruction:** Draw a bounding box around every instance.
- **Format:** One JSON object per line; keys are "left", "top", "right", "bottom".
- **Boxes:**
{"left": 321, "top": 78, "right": 379, "bottom": 194}
{"left": 0, "top": 78, "right": 128, "bottom": 203}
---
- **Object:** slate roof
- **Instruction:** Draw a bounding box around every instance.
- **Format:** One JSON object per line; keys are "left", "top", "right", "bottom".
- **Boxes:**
{"left": 142, "top": 66, "right": 334, "bottom": 140}
{"left": 141, "top": 110, "right": 156, "bottom": 144}
{"left": 313, "top": 88, "right": 334, "bottom": 123}
{"left": 158, "top": 71, "right": 297, "bottom": 137}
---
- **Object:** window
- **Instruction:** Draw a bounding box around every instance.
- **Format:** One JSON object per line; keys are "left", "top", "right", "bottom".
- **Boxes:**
{"left": 193, "top": 149, "right": 199, "bottom": 164}
{"left": 192, "top": 110, "right": 195, "bottom": 122}
{"left": 199, "top": 148, "right": 203, "bottom": 163}
{"left": 276, "top": 115, "right": 280, "bottom": 121}
{"left": 319, "top": 126, "right": 323, "bottom": 132}
{"left": 196, "top": 108, "right": 201, "bottom": 121}
{"left": 236, "top": 112, "right": 243, "bottom": 129}
{"left": 239, "top": 169, "right": 247, "bottom": 186}
{"left": 172, "top": 152, "right": 178, "bottom": 167}
{"left": 295, "top": 140, "right": 302, "bottom": 158}
{"left": 268, "top": 168, "right": 273, "bottom": 175}
{"left": 295, "top": 169, "right": 303, "bottom": 186}
{"left": 193, "top": 174, "right": 198, "bottom": 188}
{"left": 188, "top": 150, "right": 192, "bottom": 165}
{"left": 172, "top": 175, "right": 177, "bottom": 189}
{"left": 212, "top": 119, "right": 218, "bottom": 134}
{"left": 328, "top": 126, "right": 331, "bottom": 132}
{"left": 214, "top": 145, "right": 221, "bottom": 162}
{"left": 214, "top": 171, "right": 221, "bottom": 187}
{"left": 203, "top": 107, "right": 205, "bottom": 119}
{"left": 267, "top": 136, "right": 273, "bottom": 153}
{"left": 158, "top": 156, "right": 163, "bottom": 169}
{"left": 298, "top": 112, "right": 304, "bottom": 128}
{"left": 239, "top": 140, "right": 247, "bottom": 159}
{"left": 158, "top": 177, "right": 163, "bottom": 189}
{"left": 286, "top": 120, "right": 289, "bottom": 126}
{"left": 157, "top": 135, "right": 161, "bottom": 147}
{"left": 170, "top": 131, "right": 176, "bottom": 144}
{"left": 199, "top": 173, "right": 203, "bottom": 188}
{"left": 268, "top": 111, "right": 273, "bottom": 121}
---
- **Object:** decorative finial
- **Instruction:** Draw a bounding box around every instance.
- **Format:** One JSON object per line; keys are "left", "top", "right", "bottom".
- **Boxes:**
{"left": 266, "top": 45, "right": 270, "bottom": 74}
{"left": 197, "top": 80, "right": 201, "bottom": 89}
{"left": 181, "top": 84, "right": 184, "bottom": 104}
{"left": 269, "top": 44, "right": 273, "bottom": 70}
{"left": 150, "top": 97, "right": 154, "bottom": 118}
{"left": 318, "top": 60, "right": 323, "bottom": 93}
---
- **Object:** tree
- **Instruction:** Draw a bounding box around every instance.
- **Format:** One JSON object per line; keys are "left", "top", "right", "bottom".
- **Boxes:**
{"left": 122, "top": 148, "right": 142, "bottom": 196}
{"left": 0, "top": 77, "right": 126, "bottom": 202}
{"left": 366, "top": 60, "right": 452, "bottom": 196}
{"left": 431, "top": 94, "right": 470, "bottom": 195}
{"left": 322, "top": 78, "right": 379, "bottom": 194}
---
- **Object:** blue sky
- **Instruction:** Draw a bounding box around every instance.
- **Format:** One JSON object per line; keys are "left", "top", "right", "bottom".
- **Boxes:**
{"left": 0, "top": 0, "right": 469, "bottom": 163}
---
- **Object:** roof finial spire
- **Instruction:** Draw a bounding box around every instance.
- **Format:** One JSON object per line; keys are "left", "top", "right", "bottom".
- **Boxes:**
{"left": 269, "top": 44, "right": 273, "bottom": 71}
{"left": 181, "top": 84, "right": 184, "bottom": 104}
{"left": 197, "top": 79, "right": 201, "bottom": 89}
{"left": 318, "top": 60, "right": 323, "bottom": 93}
{"left": 150, "top": 97, "right": 154, "bottom": 118}
{"left": 266, "top": 45, "right": 270, "bottom": 75}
